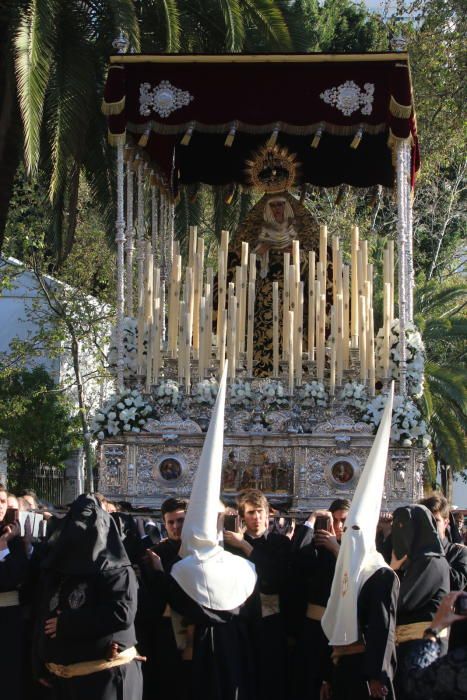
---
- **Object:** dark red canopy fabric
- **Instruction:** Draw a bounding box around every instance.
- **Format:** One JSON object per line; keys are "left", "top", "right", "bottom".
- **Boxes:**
{"left": 103, "top": 53, "right": 419, "bottom": 194}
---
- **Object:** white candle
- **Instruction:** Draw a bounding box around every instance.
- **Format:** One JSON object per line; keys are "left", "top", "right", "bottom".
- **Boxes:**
{"left": 368, "top": 304, "right": 375, "bottom": 396}
{"left": 388, "top": 240, "right": 395, "bottom": 326}
{"left": 308, "top": 251, "right": 316, "bottom": 360}
{"left": 332, "top": 236, "right": 339, "bottom": 302}
{"left": 217, "top": 252, "right": 226, "bottom": 357}
{"left": 178, "top": 300, "right": 185, "bottom": 383}
{"left": 247, "top": 281, "right": 255, "bottom": 376}
{"left": 343, "top": 265, "right": 350, "bottom": 369}
{"left": 199, "top": 296, "right": 206, "bottom": 379}
{"left": 273, "top": 282, "right": 279, "bottom": 377}
{"left": 383, "top": 283, "right": 391, "bottom": 377}
{"left": 318, "top": 292, "right": 326, "bottom": 381}
{"left": 359, "top": 295, "right": 367, "bottom": 382}
{"left": 288, "top": 310, "right": 294, "bottom": 394}
{"left": 351, "top": 225, "right": 359, "bottom": 348}
{"left": 330, "top": 306, "right": 336, "bottom": 396}
{"left": 336, "top": 293, "right": 344, "bottom": 385}
{"left": 319, "top": 224, "right": 328, "bottom": 284}
{"left": 283, "top": 253, "right": 290, "bottom": 359}
{"left": 296, "top": 282, "right": 304, "bottom": 386}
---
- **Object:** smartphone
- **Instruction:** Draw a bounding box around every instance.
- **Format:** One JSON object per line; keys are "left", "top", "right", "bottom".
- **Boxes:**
{"left": 315, "top": 515, "right": 332, "bottom": 532}
{"left": 454, "top": 594, "right": 467, "bottom": 616}
{"left": 224, "top": 514, "right": 239, "bottom": 532}
{"left": 4, "top": 508, "right": 19, "bottom": 525}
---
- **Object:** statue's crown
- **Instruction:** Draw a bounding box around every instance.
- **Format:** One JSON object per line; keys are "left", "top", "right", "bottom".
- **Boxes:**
{"left": 245, "top": 145, "right": 299, "bottom": 193}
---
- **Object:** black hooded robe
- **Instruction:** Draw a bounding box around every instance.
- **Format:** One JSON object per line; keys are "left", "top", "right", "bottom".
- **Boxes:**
{"left": 33, "top": 495, "right": 142, "bottom": 700}
{"left": 289, "top": 523, "right": 338, "bottom": 700}
{"left": 0, "top": 531, "right": 29, "bottom": 700}
{"left": 137, "top": 538, "right": 190, "bottom": 700}
{"left": 226, "top": 531, "right": 291, "bottom": 700}
{"left": 330, "top": 567, "right": 399, "bottom": 700}
{"left": 392, "top": 505, "right": 451, "bottom": 700}
{"left": 166, "top": 575, "right": 256, "bottom": 700}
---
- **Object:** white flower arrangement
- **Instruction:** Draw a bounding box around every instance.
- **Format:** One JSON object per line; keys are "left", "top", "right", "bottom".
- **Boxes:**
{"left": 108, "top": 316, "right": 148, "bottom": 379}
{"left": 363, "top": 393, "right": 431, "bottom": 447}
{"left": 153, "top": 379, "right": 181, "bottom": 409}
{"left": 192, "top": 377, "right": 219, "bottom": 406}
{"left": 258, "top": 380, "right": 288, "bottom": 409}
{"left": 375, "top": 319, "right": 425, "bottom": 398}
{"left": 91, "top": 389, "right": 153, "bottom": 439}
{"left": 229, "top": 380, "right": 254, "bottom": 408}
{"left": 298, "top": 381, "right": 329, "bottom": 407}
{"left": 339, "top": 381, "right": 368, "bottom": 413}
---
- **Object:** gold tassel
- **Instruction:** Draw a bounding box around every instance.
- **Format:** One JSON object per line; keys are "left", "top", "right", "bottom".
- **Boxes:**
{"left": 389, "top": 95, "right": 412, "bottom": 119}
{"left": 267, "top": 123, "right": 280, "bottom": 147}
{"left": 311, "top": 127, "right": 324, "bottom": 148}
{"left": 101, "top": 96, "right": 126, "bottom": 116}
{"left": 138, "top": 129, "right": 151, "bottom": 147}
{"left": 224, "top": 185, "right": 235, "bottom": 205}
{"left": 224, "top": 123, "right": 237, "bottom": 148}
{"left": 181, "top": 123, "right": 195, "bottom": 146}
{"left": 350, "top": 128, "right": 364, "bottom": 149}
{"left": 107, "top": 130, "right": 126, "bottom": 147}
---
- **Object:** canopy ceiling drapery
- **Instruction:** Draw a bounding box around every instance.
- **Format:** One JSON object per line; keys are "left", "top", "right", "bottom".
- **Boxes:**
{"left": 103, "top": 53, "right": 419, "bottom": 195}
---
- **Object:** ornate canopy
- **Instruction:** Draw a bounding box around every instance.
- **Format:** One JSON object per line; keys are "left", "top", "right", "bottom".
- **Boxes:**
{"left": 103, "top": 52, "right": 419, "bottom": 195}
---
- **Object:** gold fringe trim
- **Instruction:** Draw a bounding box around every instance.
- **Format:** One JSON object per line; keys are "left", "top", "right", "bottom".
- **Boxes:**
{"left": 126, "top": 119, "right": 387, "bottom": 139}
{"left": 138, "top": 130, "right": 150, "bottom": 147}
{"left": 387, "top": 128, "right": 413, "bottom": 149}
{"left": 267, "top": 124, "right": 280, "bottom": 147}
{"left": 181, "top": 123, "right": 195, "bottom": 146}
{"left": 224, "top": 122, "right": 237, "bottom": 147}
{"left": 101, "top": 96, "right": 126, "bottom": 116}
{"left": 311, "top": 127, "right": 323, "bottom": 148}
{"left": 389, "top": 95, "right": 412, "bottom": 119}
{"left": 107, "top": 130, "right": 126, "bottom": 146}
{"left": 110, "top": 52, "right": 408, "bottom": 65}
{"left": 350, "top": 127, "right": 364, "bottom": 149}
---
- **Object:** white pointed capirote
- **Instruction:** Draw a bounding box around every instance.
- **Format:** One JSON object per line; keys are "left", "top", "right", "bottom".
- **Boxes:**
{"left": 171, "top": 363, "right": 257, "bottom": 610}
{"left": 321, "top": 383, "right": 395, "bottom": 646}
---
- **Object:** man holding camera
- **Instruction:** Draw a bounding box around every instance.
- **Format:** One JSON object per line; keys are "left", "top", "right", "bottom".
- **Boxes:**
{"left": 0, "top": 484, "right": 31, "bottom": 699}
{"left": 289, "top": 498, "right": 350, "bottom": 700}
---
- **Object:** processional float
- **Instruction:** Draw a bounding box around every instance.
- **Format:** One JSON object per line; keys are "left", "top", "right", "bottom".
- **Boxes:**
{"left": 97, "top": 40, "right": 428, "bottom": 513}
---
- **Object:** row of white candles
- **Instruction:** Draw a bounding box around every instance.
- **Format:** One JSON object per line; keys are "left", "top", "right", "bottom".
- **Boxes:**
{"left": 135, "top": 225, "right": 396, "bottom": 394}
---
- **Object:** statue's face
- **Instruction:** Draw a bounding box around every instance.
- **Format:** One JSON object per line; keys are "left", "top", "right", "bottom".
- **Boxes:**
{"left": 269, "top": 200, "right": 285, "bottom": 223}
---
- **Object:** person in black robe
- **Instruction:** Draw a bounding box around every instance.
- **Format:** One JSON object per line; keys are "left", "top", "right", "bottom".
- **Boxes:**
{"left": 224, "top": 489, "right": 291, "bottom": 700}
{"left": 289, "top": 499, "right": 350, "bottom": 700}
{"left": 166, "top": 574, "right": 255, "bottom": 700}
{"left": 33, "top": 494, "right": 143, "bottom": 700}
{"left": 391, "top": 504, "right": 451, "bottom": 700}
{"left": 0, "top": 491, "right": 30, "bottom": 700}
{"left": 137, "top": 497, "right": 189, "bottom": 700}
{"left": 323, "top": 566, "right": 399, "bottom": 700}
{"left": 400, "top": 590, "right": 467, "bottom": 700}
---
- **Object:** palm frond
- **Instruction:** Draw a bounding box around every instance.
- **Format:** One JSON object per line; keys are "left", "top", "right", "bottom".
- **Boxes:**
{"left": 429, "top": 405, "right": 467, "bottom": 471}
{"left": 424, "top": 317, "right": 467, "bottom": 342}
{"left": 426, "top": 362, "right": 467, "bottom": 419}
{"left": 415, "top": 282, "right": 467, "bottom": 316}
{"left": 217, "top": 0, "right": 245, "bottom": 51}
{"left": 160, "top": 0, "right": 181, "bottom": 52}
{"left": 240, "top": 0, "right": 292, "bottom": 50}
{"left": 15, "top": 0, "right": 57, "bottom": 175}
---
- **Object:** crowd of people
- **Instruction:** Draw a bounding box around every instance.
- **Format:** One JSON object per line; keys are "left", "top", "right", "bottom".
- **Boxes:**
{"left": 1, "top": 484, "right": 467, "bottom": 700}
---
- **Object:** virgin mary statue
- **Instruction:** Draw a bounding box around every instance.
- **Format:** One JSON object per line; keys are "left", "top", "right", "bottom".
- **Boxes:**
{"left": 229, "top": 191, "right": 320, "bottom": 376}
